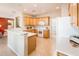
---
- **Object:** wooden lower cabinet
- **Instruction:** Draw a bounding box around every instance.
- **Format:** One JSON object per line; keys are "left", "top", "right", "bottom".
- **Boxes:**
{"left": 24, "top": 29, "right": 38, "bottom": 33}
{"left": 26, "top": 29, "right": 35, "bottom": 33}
{"left": 28, "top": 35, "right": 37, "bottom": 55}
{"left": 43, "top": 30, "right": 50, "bottom": 38}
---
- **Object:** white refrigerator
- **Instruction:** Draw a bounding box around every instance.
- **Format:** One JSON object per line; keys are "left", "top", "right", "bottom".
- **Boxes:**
{"left": 51, "top": 16, "right": 74, "bottom": 55}
{"left": 51, "top": 16, "right": 73, "bottom": 38}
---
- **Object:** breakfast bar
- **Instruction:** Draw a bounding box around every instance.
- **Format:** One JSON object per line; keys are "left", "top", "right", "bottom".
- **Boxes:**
{"left": 7, "top": 28, "right": 37, "bottom": 56}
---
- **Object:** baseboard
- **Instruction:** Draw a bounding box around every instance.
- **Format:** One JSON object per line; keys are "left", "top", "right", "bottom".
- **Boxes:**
{"left": 8, "top": 44, "right": 20, "bottom": 56}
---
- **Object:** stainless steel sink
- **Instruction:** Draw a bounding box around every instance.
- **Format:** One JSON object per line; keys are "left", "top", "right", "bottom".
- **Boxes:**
{"left": 70, "top": 36, "right": 79, "bottom": 43}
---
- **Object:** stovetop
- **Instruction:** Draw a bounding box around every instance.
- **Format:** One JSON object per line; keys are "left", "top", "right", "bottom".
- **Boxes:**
{"left": 73, "top": 36, "right": 79, "bottom": 39}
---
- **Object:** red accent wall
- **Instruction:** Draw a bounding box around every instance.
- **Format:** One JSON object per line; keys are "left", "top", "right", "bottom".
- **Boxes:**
{"left": 0, "top": 18, "right": 8, "bottom": 29}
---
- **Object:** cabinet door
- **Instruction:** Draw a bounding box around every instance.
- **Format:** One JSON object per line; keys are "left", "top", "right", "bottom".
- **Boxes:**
{"left": 29, "top": 17, "right": 33, "bottom": 25}
{"left": 28, "top": 35, "right": 36, "bottom": 55}
{"left": 34, "top": 18, "right": 40, "bottom": 25}
{"left": 72, "top": 4, "right": 77, "bottom": 26}
{"left": 33, "top": 18, "right": 36, "bottom": 25}
{"left": 24, "top": 17, "right": 30, "bottom": 26}
{"left": 15, "top": 34, "right": 24, "bottom": 56}
{"left": 78, "top": 4, "right": 79, "bottom": 26}
{"left": 43, "top": 30, "right": 49, "bottom": 38}
{"left": 32, "top": 18, "right": 34, "bottom": 25}
{"left": 69, "top": 4, "right": 73, "bottom": 16}
{"left": 8, "top": 31, "right": 14, "bottom": 48}
{"left": 69, "top": 4, "right": 78, "bottom": 26}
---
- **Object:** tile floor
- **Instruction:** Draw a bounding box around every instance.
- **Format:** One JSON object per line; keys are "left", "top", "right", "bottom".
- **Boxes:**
{"left": 0, "top": 36, "right": 54, "bottom": 56}
{"left": 29, "top": 37, "right": 54, "bottom": 56}
{"left": 0, "top": 37, "right": 16, "bottom": 56}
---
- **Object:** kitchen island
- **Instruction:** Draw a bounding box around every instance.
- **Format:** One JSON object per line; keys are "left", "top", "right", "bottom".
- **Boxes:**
{"left": 7, "top": 28, "right": 37, "bottom": 56}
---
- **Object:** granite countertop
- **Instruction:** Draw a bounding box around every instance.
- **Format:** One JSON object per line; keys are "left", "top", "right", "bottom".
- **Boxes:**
{"left": 56, "top": 37, "right": 79, "bottom": 56}
{"left": 7, "top": 28, "right": 37, "bottom": 37}
{"left": 23, "top": 32, "right": 37, "bottom": 37}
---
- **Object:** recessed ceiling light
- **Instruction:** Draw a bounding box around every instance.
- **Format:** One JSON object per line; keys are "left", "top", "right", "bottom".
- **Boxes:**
{"left": 73, "top": 3, "right": 77, "bottom": 6}
{"left": 24, "top": 9, "right": 27, "bottom": 11}
{"left": 56, "top": 7, "right": 60, "bottom": 9}
{"left": 8, "top": 20, "right": 12, "bottom": 23}
{"left": 32, "top": 10, "right": 36, "bottom": 12}
{"left": 33, "top": 4, "right": 37, "bottom": 7}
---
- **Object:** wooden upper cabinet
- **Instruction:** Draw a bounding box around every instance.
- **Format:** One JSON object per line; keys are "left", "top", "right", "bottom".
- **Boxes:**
{"left": 33, "top": 18, "right": 40, "bottom": 25}
{"left": 72, "top": 4, "right": 77, "bottom": 26}
{"left": 69, "top": 4, "right": 78, "bottom": 26}
{"left": 29, "top": 17, "right": 33, "bottom": 25}
{"left": 38, "top": 17, "right": 49, "bottom": 26}
{"left": 36, "top": 18, "right": 41, "bottom": 25}
{"left": 23, "top": 16, "right": 49, "bottom": 26}
{"left": 69, "top": 4, "right": 73, "bottom": 16}
{"left": 24, "top": 17, "right": 33, "bottom": 26}
{"left": 24, "top": 17, "right": 30, "bottom": 26}
{"left": 77, "top": 4, "right": 79, "bottom": 26}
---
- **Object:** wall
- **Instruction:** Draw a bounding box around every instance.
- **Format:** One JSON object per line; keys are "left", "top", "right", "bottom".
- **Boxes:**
{"left": 61, "top": 4, "right": 69, "bottom": 16}
{"left": 0, "top": 17, "right": 14, "bottom": 30}
{"left": 37, "top": 10, "right": 61, "bottom": 18}
{"left": 0, "top": 18, "right": 8, "bottom": 29}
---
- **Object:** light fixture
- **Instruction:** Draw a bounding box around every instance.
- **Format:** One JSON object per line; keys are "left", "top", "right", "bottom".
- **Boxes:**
{"left": 38, "top": 21, "right": 45, "bottom": 26}
{"left": 0, "top": 25, "right": 2, "bottom": 27}
{"left": 24, "top": 9, "right": 27, "bottom": 11}
{"left": 56, "top": 6, "right": 60, "bottom": 9}
{"left": 33, "top": 4, "right": 37, "bottom": 7}
{"left": 8, "top": 20, "right": 12, "bottom": 23}
{"left": 32, "top": 10, "right": 36, "bottom": 12}
{"left": 73, "top": 3, "right": 77, "bottom": 6}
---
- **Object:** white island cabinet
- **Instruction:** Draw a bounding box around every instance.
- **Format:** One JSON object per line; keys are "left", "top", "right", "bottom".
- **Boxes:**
{"left": 7, "top": 29, "right": 36, "bottom": 56}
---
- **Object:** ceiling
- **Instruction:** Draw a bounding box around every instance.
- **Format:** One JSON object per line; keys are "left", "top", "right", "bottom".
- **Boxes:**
{"left": 0, "top": 3, "right": 67, "bottom": 17}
